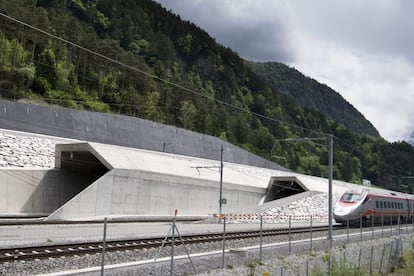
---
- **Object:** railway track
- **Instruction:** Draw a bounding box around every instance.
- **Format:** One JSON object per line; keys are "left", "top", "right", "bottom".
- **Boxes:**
{"left": 0, "top": 225, "right": 338, "bottom": 263}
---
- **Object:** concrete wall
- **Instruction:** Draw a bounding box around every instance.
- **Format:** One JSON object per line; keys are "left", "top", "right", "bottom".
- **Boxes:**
{"left": 0, "top": 99, "right": 286, "bottom": 170}
{"left": 0, "top": 169, "right": 92, "bottom": 215}
{"left": 47, "top": 169, "right": 266, "bottom": 220}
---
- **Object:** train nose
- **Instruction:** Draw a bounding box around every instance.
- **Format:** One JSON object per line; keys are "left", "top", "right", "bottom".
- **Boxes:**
{"left": 334, "top": 208, "right": 348, "bottom": 216}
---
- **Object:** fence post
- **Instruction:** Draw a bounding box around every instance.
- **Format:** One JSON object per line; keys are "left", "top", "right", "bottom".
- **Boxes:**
{"left": 170, "top": 210, "right": 177, "bottom": 276}
{"left": 306, "top": 260, "right": 309, "bottom": 276}
{"left": 101, "top": 217, "right": 108, "bottom": 276}
{"left": 259, "top": 214, "right": 263, "bottom": 262}
{"left": 379, "top": 243, "right": 386, "bottom": 274}
{"left": 288, "top": 216, "right": 291, "bottom": 255}
{"left": 371, "top": 214, "right": 374, "bottom": 239}
{"left": 360, "top": 215, "right": 363, "bottom": 242}
{"left": 398, "top": 216, "right": 401, "bottom": 235}
{"left": 406, "top": 214, "right": 408, "bottom": 233}
{"left": 309, "top": 215, "right": 313, "bottom": 253}
{"left": 369, "top": 245, "right": 374, "bottom": 274}
{"left": 346, "top": 214, "right": 349, "bottom": 244}
{"left": 387, "top": 240, "right": 394, "bottom": 273}
{"left": 222, "top": 215, "right": 226, "bottom": 269}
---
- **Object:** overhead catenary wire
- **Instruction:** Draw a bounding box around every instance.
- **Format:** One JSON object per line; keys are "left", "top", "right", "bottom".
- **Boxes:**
{"left": 0, "top": 11, "right": 326, "bottom": 138}
{"left": 0, "top": 12, "right": 411, "bottom": 182}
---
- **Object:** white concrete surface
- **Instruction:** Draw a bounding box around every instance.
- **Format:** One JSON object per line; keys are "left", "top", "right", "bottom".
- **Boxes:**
{"left": 0, "top": 128, "right": 364, "bottom": 221}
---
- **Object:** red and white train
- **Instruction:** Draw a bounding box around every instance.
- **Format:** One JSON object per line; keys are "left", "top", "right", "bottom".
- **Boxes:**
{"left": 334, "top": 187, "right": 414, "bottom": 225}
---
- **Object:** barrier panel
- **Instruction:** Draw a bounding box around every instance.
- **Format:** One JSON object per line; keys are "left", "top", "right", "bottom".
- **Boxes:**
{"left": 210, "top": 213, "right": 329, "bottom": 223}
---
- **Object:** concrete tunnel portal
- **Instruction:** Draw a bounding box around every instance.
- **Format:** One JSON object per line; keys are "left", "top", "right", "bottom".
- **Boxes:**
{"left": 52, "top": 144, "right": 309, "bottom": 220}
{"left": 0, "top": 142, "right": 313, "bottom": 220}
{"left": 264, "top": 178, "right": 307, "bottom": 202}
{"left": 57, "top": 150, "right": 109, "bottom": 200}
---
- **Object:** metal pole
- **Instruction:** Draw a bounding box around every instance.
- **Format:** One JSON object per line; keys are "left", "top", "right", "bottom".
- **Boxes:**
{"left": 387, "top": 241, "right": 394, "bottom": 273}
{"left": 259, "top": 214, "right": 263, "bottom": 262}
{"left": 379, "top": 243, "right": 386, "bottom": 274}
{"left": 328, "top": 134, "right": 333, "bottom": 247}
{"left": 372, "top": 215, "right": 374, "bottom": 239}
{"left": 346, "top": 215, "right": 349, "bottom": 243}
{"left": 101, "top": 217, "right": 107, "bottom": 276}
{"left": 288, "top": 216, "right": 291, "bottom": 255}
{"left": 406, "top": 214, "right": 408, "bottom": 232}
{"left": 306, "top": 260, "right": 309, "bottom": 276}
{"left": 369, "top": 245, "right": 374, "bottom": 274}
{"left": 222, "top": 215, "right": 226, "bottom": 269}
{"left": 219, "top": 145, "right": 224, "bottom": 223}
{"left": 170, "top": 210, "right": 177, "bottom": 276}
{"left": 310, "top": 215, "right": 313, "bottom": 252}
{"left": 398, "top": 216, "right": 401, "bottom": 235}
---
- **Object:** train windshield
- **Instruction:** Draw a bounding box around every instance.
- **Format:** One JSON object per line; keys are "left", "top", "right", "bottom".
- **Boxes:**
{"left": 340, "top": 191, "right": 363, "bottom": 203}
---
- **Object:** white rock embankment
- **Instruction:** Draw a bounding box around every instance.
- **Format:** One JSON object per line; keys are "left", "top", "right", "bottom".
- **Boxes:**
{"left": 0, "top": 132, "right": 56, "bottom": 168}
{"left": 0, "top": 130, "right": 335, "bottom": 223}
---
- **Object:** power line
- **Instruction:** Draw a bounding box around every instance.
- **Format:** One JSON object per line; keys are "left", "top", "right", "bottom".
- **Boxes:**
{"left": 333, "top": 135, "right": 411, "bottom": 177}
{"left": 0, "top": 12, "right": 411, "bottom": 182}
{"left": 0, "top": 11, "right": 327, "bottom": 137}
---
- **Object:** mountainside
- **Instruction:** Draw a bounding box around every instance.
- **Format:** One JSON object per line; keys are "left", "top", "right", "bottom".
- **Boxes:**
{"left": 246, "top": 61, "right": 379, "bottom": 137}
{"left": 0, "top": 0, "right": 414, "bottom": 192}
{"left": 408, "top": 132, "right": 414, "bottom": 146}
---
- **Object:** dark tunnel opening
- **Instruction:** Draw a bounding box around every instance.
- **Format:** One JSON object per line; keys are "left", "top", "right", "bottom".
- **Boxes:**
{"left": 264, "top": 179, "right": 306, "bottom": 202}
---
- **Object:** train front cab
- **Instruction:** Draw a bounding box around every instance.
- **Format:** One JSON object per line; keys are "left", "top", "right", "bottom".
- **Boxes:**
{"left": 333, "top": 188, "right": 367, "bottom": 225}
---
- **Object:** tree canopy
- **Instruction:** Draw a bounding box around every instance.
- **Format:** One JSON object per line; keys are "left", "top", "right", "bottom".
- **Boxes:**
{"left": 0, "top": 0, "right": 413, "bottom": 192}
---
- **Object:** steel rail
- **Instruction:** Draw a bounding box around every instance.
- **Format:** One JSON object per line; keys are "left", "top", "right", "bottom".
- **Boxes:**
{"left": 0, "top": 225, "right": 338, "bottom": 263}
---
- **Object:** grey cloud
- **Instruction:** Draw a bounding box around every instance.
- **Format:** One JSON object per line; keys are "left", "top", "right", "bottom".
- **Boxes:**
{"left": 290, "top": 0, "right": 414, "bottom": 62}
{"left": 155, "top": 0, "right": 295, "bottom": 62}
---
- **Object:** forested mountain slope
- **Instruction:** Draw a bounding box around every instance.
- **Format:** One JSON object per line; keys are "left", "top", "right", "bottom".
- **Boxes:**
{"left": 246, "top": 61, "right": 379, "bottom": 137}
{"left": 0, "top": 0, "right": 413, "bottom": 192}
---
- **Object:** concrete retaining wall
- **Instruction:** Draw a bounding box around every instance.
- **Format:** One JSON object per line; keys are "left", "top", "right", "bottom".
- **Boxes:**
{"left": 0, "top": 169, "right": 92, "bottom": 215}
{"left": 0, "top": 99, "right": 285, "bottom": 170}
{"left": 47, "top": 169, "right": 266, "bottom": 220}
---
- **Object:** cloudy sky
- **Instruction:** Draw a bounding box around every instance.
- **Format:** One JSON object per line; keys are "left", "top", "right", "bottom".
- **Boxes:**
{"left": 155, "top": 0, "right": 414, "bottom": 142}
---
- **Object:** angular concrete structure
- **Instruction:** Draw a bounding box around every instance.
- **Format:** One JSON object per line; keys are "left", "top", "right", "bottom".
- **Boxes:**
{"left": 0, "top": 141, "right": 356, "bottom": 221}
{"left": 46, "top": 142, "right": 272, "bottom": 220}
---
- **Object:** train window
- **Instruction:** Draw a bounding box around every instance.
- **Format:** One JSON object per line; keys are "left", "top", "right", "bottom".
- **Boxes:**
{"left": 340, "top": 192, "right": 362, "bottom": 202}
{"left": 380, "top": 201, "right": 383, "bottom": 208}
{"left": 375, "top": 201, "right": 379, "bottom": 208}
{"left": 387, "top": 202, "right": 391, "bottom": 208}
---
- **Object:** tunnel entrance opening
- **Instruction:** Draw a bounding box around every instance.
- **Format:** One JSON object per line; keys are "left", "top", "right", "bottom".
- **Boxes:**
{"left": 60, "top": 151, "right": 108, "bottom": 177}
{"left": 57, "top": 151, "right": 109, "bottom": 203}
{"left": 264, "top": 179, "right": 306, "bottom": 202}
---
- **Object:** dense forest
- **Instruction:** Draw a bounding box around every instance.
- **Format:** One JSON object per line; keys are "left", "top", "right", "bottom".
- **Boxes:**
{"left": 245, "top": 61, "right": 379, "bottom": 137}
{"left": 0, "top": 0, "right": 414, "bottom": 193}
